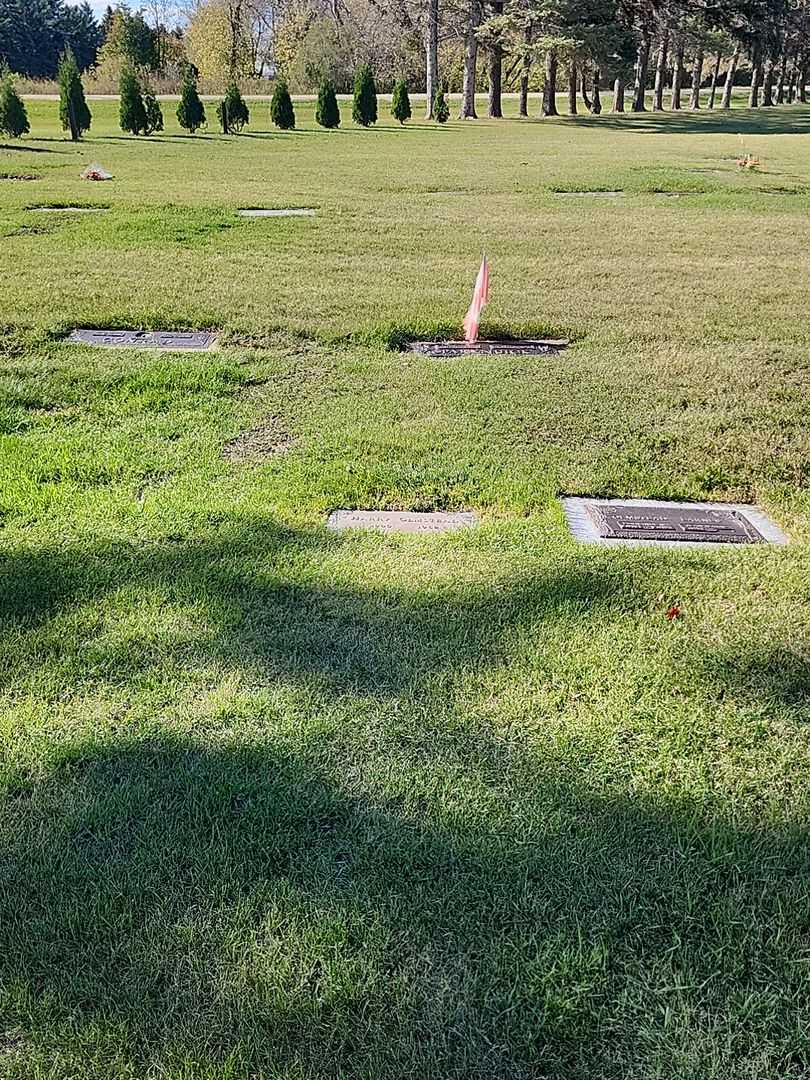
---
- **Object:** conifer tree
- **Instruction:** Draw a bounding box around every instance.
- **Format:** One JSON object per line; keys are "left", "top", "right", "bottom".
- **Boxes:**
{"left": 176, "top": 67, "right": 206, "bottom": 133}
{"left": 315, "top": 78, "right": 340, "bottom": 128}
{"left": 270, "top": 80, "right": 295, "bottom": 129}
{"left": 143, "top": 86, "right": 163, "bottom": 134}
{"left": 58, "top": 49, "right": 91, "bottom": 141}
{"left": 352, "top": 64, "right": 377, "bottom": 126}
{"left": 119, "top": 67, "right": 147, "bottom": 134}
{"left": 433, "top": 84, "right": 450, "bottom": 122}
{"left": 0, "top": 69, "right": 30, "bottom": 138}
{"left": 391, "top": 78, "right": 411, "bottom": 124}
{"left": 217, "top": 82, "right": 250, "bottom": 134}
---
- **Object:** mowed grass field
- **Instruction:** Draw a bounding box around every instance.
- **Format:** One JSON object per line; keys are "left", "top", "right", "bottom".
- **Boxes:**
{"left": 1, "top": 95, "right": 810, "bottom": 1079}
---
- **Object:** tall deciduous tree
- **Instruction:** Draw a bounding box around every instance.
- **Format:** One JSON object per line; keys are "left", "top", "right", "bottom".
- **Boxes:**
{"left": 459, "top": 0, "right": 481, "bottom": 117}
{"left": 425, "top": 0, "right": 438, "bottom": 117}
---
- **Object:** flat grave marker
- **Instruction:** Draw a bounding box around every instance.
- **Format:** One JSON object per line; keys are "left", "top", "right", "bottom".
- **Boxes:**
{"left": 30, "top": 206, "right": 108, "bottom": 213}
{"left": 68, "top": 329, "right": 218, "bottom": 351}
{"left": 327, "top": 510, "right": 478, "bottom": 535}
{"left": 409, "top": 339, "right": 568, "bottom": 358}
{"left": 561, "top": 497, "right": 788, "bottom": 548}
{"left": 555, "top": 190, "right": 624, "bottom": 198}
{"left": 238, "top": 208, "right": 316, "bottom": 217}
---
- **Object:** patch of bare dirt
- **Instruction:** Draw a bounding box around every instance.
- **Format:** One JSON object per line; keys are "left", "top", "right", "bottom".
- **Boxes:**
{"left": 223, "top": 419, "right": 295, "bottom": 461}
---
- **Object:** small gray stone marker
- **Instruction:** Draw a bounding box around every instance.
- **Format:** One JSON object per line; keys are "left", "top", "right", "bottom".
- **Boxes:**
{"left": 327, "top": 510, "right": 478, "bottom": 535}
{"left": 561, "top": 497, "right": 788, "bottom": 548}
{"left": 68, "top": 329, "right": 217, "bottom": 351}
{"left": 238, "top": 208, "right": 316, "bottom": 217}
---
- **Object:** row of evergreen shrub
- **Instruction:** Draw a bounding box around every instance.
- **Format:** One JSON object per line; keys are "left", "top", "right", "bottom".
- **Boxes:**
{"left": 0, "top": 55, "right": 446, "bottom": 142}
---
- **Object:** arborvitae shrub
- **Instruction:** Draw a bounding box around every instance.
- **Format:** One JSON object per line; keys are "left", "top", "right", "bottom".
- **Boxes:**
{"left": 315, "top": 78, "right": 340, "bottom": 128}
{"left": 58, "top": 49, "right": 91, "bottom": 140}
{"left": 119, "top": 67, "right": 147, "bottom": 134}
{"left": 143, "top": 87, "right": 163, "bottom": 134}
{"left": 352, "top": 64, "right": 377, "bottom": 126}
{"left": 0, "top": 69, "right": 29, "bottom": 138}
{"left": 433, "top": 84, "right": 449, "bottom": 123}
{"left": 176, "top": 68, "right": 206, "bottom": 133}
{"left": 270, "top": 80, "right": 295, "bottom": 130}
{"left": 217, "top": 82, "right": 249, "bottom": 134}
{"left": 391, "top": 78, "right": 411, "bottom": 124}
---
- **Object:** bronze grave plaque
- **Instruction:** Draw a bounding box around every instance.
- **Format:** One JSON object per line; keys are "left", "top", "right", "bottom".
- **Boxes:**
{"left": 586, "top": 503, "right": 764, "bottom": 544}
{"left": 409, "top": 339, "right": 568, "bottom": 358}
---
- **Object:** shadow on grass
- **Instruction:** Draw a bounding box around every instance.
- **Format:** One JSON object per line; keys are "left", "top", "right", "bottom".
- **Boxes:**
{"left": 0, "top": 514, "right": 692, "bottom": 700}
{"left": 1, "top": 518, "right": 809, "bottom": 1076}
{"left": 2, "top": 733, "right": 809, "bottom": 1077}
{"left": 560, "top": 106, "right": 810, "bottom": 137}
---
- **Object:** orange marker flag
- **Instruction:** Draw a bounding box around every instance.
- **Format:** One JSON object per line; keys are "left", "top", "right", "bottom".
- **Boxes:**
{"left": 463, "top": 255, "right": 490, "bottom": 344}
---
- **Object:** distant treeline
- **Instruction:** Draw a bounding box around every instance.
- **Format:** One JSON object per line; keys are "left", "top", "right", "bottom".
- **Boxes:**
{"left": 1, "top": 0, "right": 807, "bottom": 116}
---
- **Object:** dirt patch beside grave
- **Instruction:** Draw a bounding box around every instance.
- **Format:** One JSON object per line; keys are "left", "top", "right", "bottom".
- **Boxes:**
{"left": 223, "top": 419, "right": 295, "bottom": 461}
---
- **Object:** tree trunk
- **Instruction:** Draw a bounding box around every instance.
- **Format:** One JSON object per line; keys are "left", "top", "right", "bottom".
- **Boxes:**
{"left": 459, "top": 0, "right": 480, "bottom": 118}
{"left": 612, "top": 77, "right": 625, "bottom": 112}
{"left": 786, "top": 60, "right": 796, "bottom": 103}
{"left": 487, "top": 0, "right": 504, "bottom": 118}
{"left": 689, "top": 46, "right": 703, "bottom": 108}
{"left": 653, "top": 26, "right": 669, "bottom": 110}
{"left": 671, "top": 40, "right": 684, "bottom": 109}
{"left": 592, "top": 68, "right": 602, "bottom": 113}
{"left": 68, "top": 97, "right": 79, "bottom": 141}
{"left": 749, "top": 47, "right": 762, "bottom": 107}
{"left": 707, "top": 51, "right": 722, "bottom": 107}
{"left": 518, "top": 69, "right": 529, "bottom": 116}
{"left": 542, "top": 49, "right": 558, "bottom": 115}
{"left": 721, "top": 42, "right": 740, "bottom": 108}
{"left": 568, "top": 59, "right": 577, "bottom": 114}
{"left": 761, "top": 54, "right": 775, "bottom": 106}
{"left": 518, "top": 23, "right": 532, "bottom": 117}
{"left": 800, "top": 60, "right": 808, "bottom": 103}
{"left": 581, "top": 63, "right": 592, "bottom": 110}
{"left": 425, "top": 0, "right": 439, "bottom": 118}
{"left": 776, "top": 49, "right": 789, "bottom": 103}
{"left": 632, "top": 27, "right": 650, "bottom": 110}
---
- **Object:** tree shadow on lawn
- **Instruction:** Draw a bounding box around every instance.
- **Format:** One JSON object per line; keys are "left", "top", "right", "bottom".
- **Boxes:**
{"left": 1, "top": 514, "right": 808, "bottom": 713}
{"left": 2, "top": 732, "right": 809, "bottom": 1078}
{"left": 564, "top": 108, "right": 810, "bottom": 138}
{"left": 2, "top": 517, "right": 809, "bottom": 1075}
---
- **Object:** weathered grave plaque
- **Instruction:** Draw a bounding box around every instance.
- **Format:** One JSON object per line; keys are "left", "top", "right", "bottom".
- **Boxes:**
{"left": 560, "top": 497, "right": 788, "bottom": 548}
{"left": 555, "top": 190, "right": 624, "bottom": 198}
{"left": 238, "top": 208, "right": 316, "bottom": 217}
{"left": 68, "top": 329, "right": 217, "bottom": 351}
{"left": 587, "top": 502, "right": 763, "bottom": 544}
{"left": 30, "top": 206, "right": 108, "bottom": 213}
{"left": 327, "top": 510, "right": 478, "bottom": 534}
{"left": 409, "top": 339, "right": 568, "bottom": 358}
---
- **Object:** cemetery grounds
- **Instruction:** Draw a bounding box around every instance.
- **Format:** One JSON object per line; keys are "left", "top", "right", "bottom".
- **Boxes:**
{"left": 0, "top": 96, "right": 809, "bottom": 1079}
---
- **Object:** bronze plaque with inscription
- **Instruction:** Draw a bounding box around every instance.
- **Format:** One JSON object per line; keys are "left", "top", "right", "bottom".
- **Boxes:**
{"left": 586, "top": 503, "right": 764, "bottom": 544}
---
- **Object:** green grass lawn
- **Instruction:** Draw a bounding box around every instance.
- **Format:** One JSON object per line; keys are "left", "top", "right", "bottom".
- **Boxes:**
{"left": 1, "top": 96, "right": 809, "bottom": 1080}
